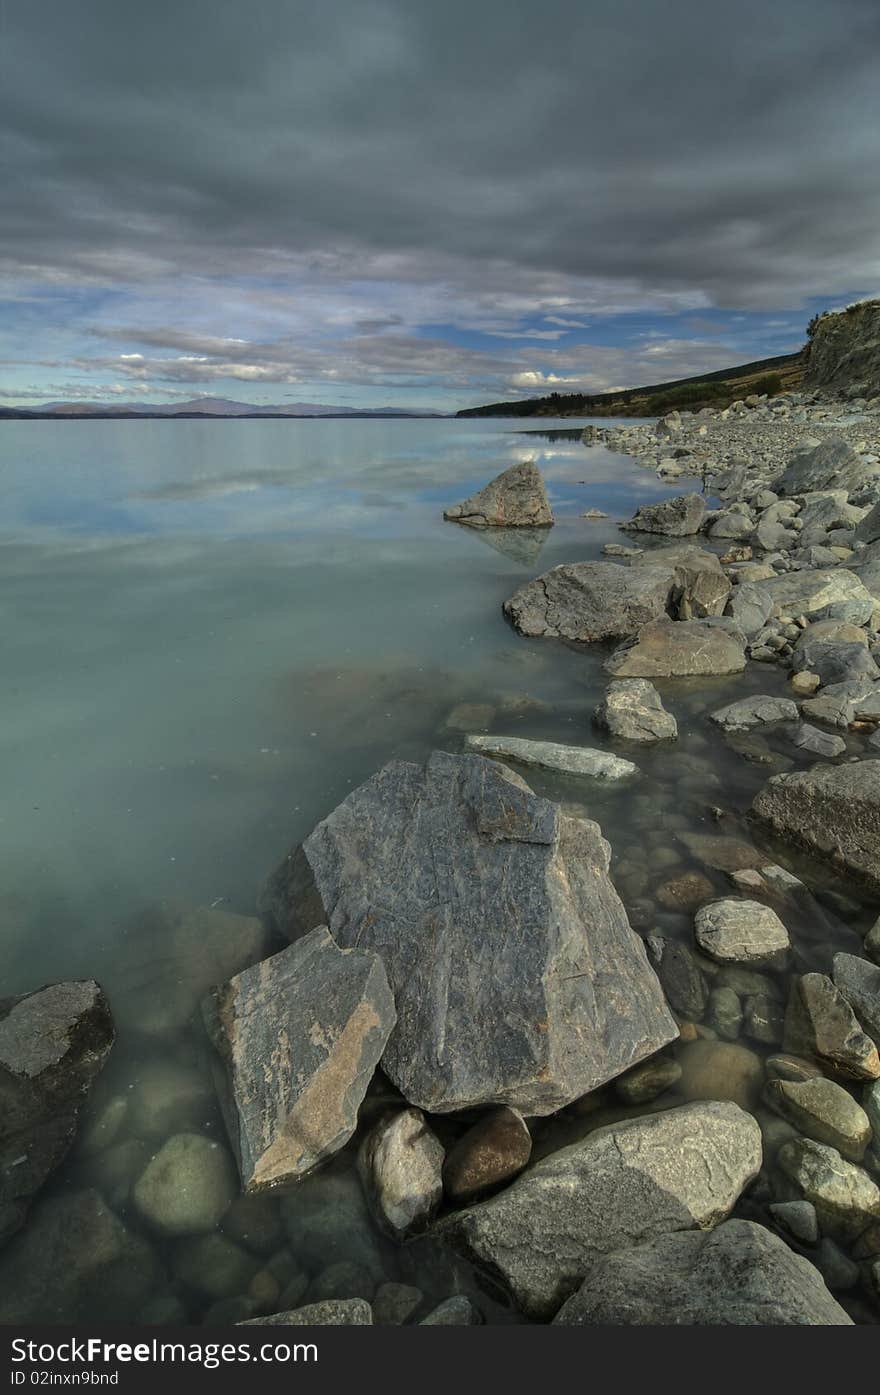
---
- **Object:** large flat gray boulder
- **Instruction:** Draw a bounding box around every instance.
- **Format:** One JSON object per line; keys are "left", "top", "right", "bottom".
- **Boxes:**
{"left": 260, "top": 751, "right": 677, "bottom": 1115}
{"left": 438, "top": 1101, "right": 761, "bottom": 1319}
{"left": 0, "top": 980, "right": 115, "bottom": 1244}
{"left": 605, "top": 618, "right": 746, "bottom": 678}
{"left": 203, "top": 928, "right": 396, "bottom": 1191}
{"left": 624, "top": 493, "right": 707, "bottom": 536}
{"left": 444, "top": 461, "right": 553, "bottom": 528}
{"left": 750, "top": 760, "right": 880, "bottom": 891}
{"left": 553, "top": 1219, "right": 851, "bottom": 1325}
{"left": 502, "top": 560, "right": 672, "bottom": 642}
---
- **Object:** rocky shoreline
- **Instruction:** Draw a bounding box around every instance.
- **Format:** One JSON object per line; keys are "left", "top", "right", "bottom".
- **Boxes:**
{"left": 3, "top": 389, "right": 880, "bottom": 1327}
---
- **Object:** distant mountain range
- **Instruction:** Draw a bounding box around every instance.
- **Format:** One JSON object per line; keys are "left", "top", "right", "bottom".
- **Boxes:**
{"left": 0, "top": 396, "right": 447, "bottom": 420}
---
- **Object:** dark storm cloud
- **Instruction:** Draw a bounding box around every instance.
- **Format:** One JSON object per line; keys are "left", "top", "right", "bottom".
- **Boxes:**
{"left": 2, "top": 0, "right": 879, "bottom": 307}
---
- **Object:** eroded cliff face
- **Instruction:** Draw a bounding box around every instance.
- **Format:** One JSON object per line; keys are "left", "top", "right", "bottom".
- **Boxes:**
{"left": 805, "top": 299, "right": 880, "bottom": 395}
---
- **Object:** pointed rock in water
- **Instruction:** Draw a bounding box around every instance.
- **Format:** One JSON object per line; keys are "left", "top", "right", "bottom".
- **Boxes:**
{"left": 552, "top": 1219, "right": 851, "bottom": 1326}
{"left": 624, "top": 493, "right": 707, "bottom": 536}
{"left": 0, "top": 979, "right": 115, "bottom": 1244}
{"left": 358, "top": 1107, "right": 444, "bottom": 1240}
{"left": 202, "top": 928, "right": 396, "bottom": 1192}
{"left": 463, "top": 733, "right": 637, "bottom": 779}
{"left": 438, "top": 1101, "right": 762, "bottom": 1320}
{"left": 784, "top": 973, "right": 880, "bottom": 1082}
{"left": 502, "top": 559, "right": 673, "bottom": 642}
{"left": 594, "top": 678, "right": 677, "bottom": 743}
{"left": 750, "top": 759, "right": 880, "bottom": 892}
{"left": 443, "top": 460, "right": 553, "bottom": 528}
{"left": 709, "top": 694, "right": 799, "bottom": 733}
{"left": 260, "top": 750, "right": 678, "bottom": 1115}
{"left": 694, "top": 898, "right": 791, "bottom": 970}
{"left": 605, "top": 618, "right": 746, "bottom": 678}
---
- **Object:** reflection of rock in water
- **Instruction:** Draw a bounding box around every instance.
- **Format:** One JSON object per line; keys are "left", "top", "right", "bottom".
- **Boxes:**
{"left": 453, "top": 523, "right": 551, "bottom": 566}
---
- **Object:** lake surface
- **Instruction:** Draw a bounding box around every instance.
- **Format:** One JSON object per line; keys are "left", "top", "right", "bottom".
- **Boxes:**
{"left": 0, "top": 416, "right": 874, "bottom": 1323}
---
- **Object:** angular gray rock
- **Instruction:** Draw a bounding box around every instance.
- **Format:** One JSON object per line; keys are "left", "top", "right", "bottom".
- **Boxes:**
{"left": 764, "top": 1076, "right": 871, "bottom": 1161}
{"left": 641, "top": 545, "right": 730, "bottom": 619}
{"left": 710, "top": 694, "right": 799, "bottom": 733}
{"left": 792, "top": 724, "right": 847, "bottom": 758}
{"left": 502, "top": 559, "right": 672, "bottom": 642}
{"left": 694, "top": 899, "right": 790, "bottom": 970}
{"left": 625, "top": 493, "right": 707, "bottom": 536}
{"left": 593, "top": 678, "right": 678, "bottom": 743}
{"left": 773, "top": 436, "right": 867, "bottom": 496}
{"left": 0, "top": 980, "right": 115, "bottom": 1244}
{"left": 791, "top": 640, "right": 880, "bottom": 688}
{"left": 754, "top": 568, "right": 873, "bottom": 621}
{"left": 751, "top": 759, "right": 880, "bottom": 891}
{"left": 358, "top": 1107, "right": 444, "bottom": 1239}
{"left": 203, "top": 928, "right": 396, "bottom": 1191}
{"left": 605, "top": 618, "right": 746, "bottom": 678}
{"left": 438, "top": 1101, "right": 761, "bottom": 1319}
{"left": 443, "top": 460, "right": 553, "bottom": 528}
{"left": 241, "top": 1299, "right": 373, "bottom": 1325}
{"left": 784, "top": 973, "right": 880, "bottom": 1082}
{"left": 464, "top": 733, "right": 637, "bottom": 779}
{"left": 552, "top": 1219, "right": 851, "bottom": 1326}
{"left": 832, "top": 951, "right": 880, "bottom": 1046}
{"left": 724, "top": 582, "right": 774, "bottom": 638}
{"left": 260, "top": 751, "right": 678, "bottom": 1115}
{"left": 645, "top": 935, "right": 708, "bottom": 1020}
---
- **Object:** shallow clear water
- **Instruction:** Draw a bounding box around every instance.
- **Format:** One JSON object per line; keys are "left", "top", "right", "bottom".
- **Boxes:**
{"left": 1, "top": 417, "right": 876, "bottom": 1323}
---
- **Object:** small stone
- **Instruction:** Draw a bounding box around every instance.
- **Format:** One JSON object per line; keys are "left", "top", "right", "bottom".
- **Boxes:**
{"left": 444, "top": 703, "right": 495, "bottom": 733}
{"left": 358, "top": 1108, "right": 444, "bottom": 1240}
{"left": 420, "top": 1296, "right": 479, "bottom": 1325}
{"left": 694, "top": 899, "right": 791, "bottom": 969}
{"left": 791, "top": 724, "right": 847, "bottom": 758}
{"left": 677, "top": 1040, "right": 764, "bottom": 1110}
{"left": 126, "top": 1059, "right": 213, "bottom": 1138}
{"left": 784, "top": 973, "right": 880, "bottom": 1081}
{"left": 442, "top": 1107, "right": 531, "bottom": 1203}
{"left": 814, "top": 1237, "right": 860, "bottom": 1290}
{"left": 645, "top": 936, "right": 708, "bottom": 1019}
{"left": 764, "top": 1077, "right": 871, "bottom": 1161}
{"left": 464, "top": 733, "right": 637, "bottom": 779}
{"left": 174, "top": 1233, "right": 260, "bottom": 1300}
{"left": 371, "top": 1282, "right": 423, "bottom": 1325}
{"left": 765, "top": 1053, "right": 825, "bottom": 1084}
{"left": 656, "top": 870, "right": 716, "bottom": 913}
{"left": 308, "top": 1261, "right": 377, "bottom": 1304}
{"left": 706, "top": 987, "right": 743, "bottom": 1041}
{"left": 593, "top": 678, "right": 678, "bottom": 744}
{"left": 769, "top": 1200, "right": 819, "bottom": 1244}
{"left": 832, "top": 952, "right": 880, "bottom": 1046}
{"left": 132, "top": 1133, "right": 237, "bottom": 1237}
{"left": 743, "top": 994, "right": 784, "bottom": 1045}
{"left": 615, "top": 1056, "right": 682, "bottom": 1105}
{"left": 710, "top": 695, "right": 799, "bottom": 733}
{"left": 778, "top": 1137, "right": 880, "bottom": 1237}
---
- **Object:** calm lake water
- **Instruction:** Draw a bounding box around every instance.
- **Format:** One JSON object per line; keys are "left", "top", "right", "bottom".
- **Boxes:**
{"left": 0, "top": 417, "right": 874, "bottom": 1323}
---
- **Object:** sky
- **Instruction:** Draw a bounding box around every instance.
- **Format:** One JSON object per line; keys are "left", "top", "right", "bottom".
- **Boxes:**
{"left": 1, "top": 0, "right": 879, "bottom": 412}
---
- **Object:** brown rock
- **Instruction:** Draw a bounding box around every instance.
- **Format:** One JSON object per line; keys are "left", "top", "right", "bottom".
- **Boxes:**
{"left": 656, "top": 870, "right": 715, "bottom": 912}
{"left": 443, "top": 1107, "right": 532, "bottom": 1203}
{"left": 677, "top": 1039, "right": 764, "bottom": 1110}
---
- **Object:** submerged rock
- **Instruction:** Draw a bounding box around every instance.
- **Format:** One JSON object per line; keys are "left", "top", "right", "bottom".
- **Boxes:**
{"left": 677, "top": 1040, "right": 765, "bottom": 1110}
{"left": 203, "top": 928, "right": 395, "bottom": 1192}
{"left": 438, "top": 1101, "right": 761, "bottom": 1319}
{"left": 710, "top": 694, "right": 799, "bottom": 733}
{"left": 502, "top": 559, "right": 672, "bottom": 642}
{"left": 553, "top": 1219, "right": 851, "bottom": 1326}
{"left": 751, "top": 760, "right": 880, "bottom": 891}
{"left": 358, "top": 1108, "right": 444, "bottom": 1240}
{"left": 442, "top": 1107, "right": 532, "bottom": 1203}
{"left": 261, "top": 751, "right": 678, "bottom": 1115}
{"left": 605, "top": 618, "right": 746, "bottom": 678}
{"left": 624, "top": 493, "right": 707, "bottom": 536}
{"left": 593, "top": 678, "right": 678, "bottom": 743}
{"left": 132, "top": 1133, "right": 238, "bottom": 1236}
{"left": 694, "top": 899, "right": 790, "bottom": 970}
{"left": 443, "top": 461, "right": 553, "bottom": 529}
{"left": 0, "top": 1189, "right": 162, "bottom": 1323}
{"left": 0, "top": 979, "right": 114, "bottom": 1244}
{"left": 464, "top": 733, "right": 637, "bottom": 779}
{"left": 420, "top": 1296, "right": 479, "bottom": 1325}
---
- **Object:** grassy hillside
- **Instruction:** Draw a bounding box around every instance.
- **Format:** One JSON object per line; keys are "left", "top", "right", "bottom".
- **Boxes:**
{"left": 457, "top": 350, "right": 805, "bottom": 418}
